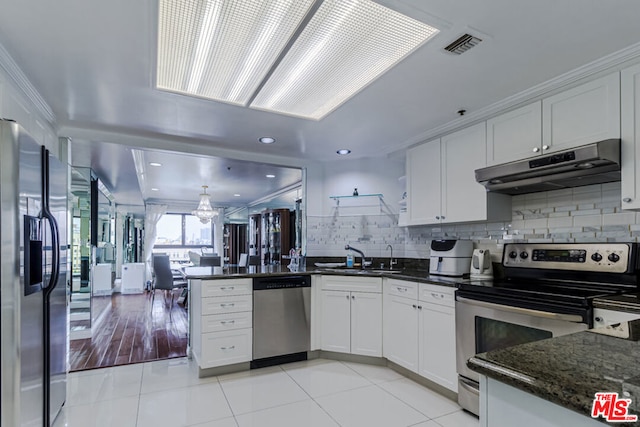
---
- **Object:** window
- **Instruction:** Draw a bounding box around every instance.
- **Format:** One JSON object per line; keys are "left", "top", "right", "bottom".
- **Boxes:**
{"left": 155, "top": 213, "right": 214, "bottom": 247}
{"left": 185, "top": 215, "right": 212, "bottom": 246}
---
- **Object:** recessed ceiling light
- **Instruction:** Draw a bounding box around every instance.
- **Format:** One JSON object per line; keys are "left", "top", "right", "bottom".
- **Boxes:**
{"left": 151, "top": 188, "right": 159, "bottom": 191}
{"left": 337, "top": 149, "right": 351, "bottom": 155}
{"left": 157, "top": 0, "right": 439, "bottom": 120}
{"left": 259, "top": 137, "right": 276, "bottom": 144}
{"left": 233, "top": 193, "right": 241, "bottom": 197}
{"left": 266, "top": 174, "right": 276, "bottom": 178}
{"left": 149, "top": 162, "right": 162, "bottom": 167}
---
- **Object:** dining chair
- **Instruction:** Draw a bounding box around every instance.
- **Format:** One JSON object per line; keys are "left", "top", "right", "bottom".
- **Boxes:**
{"left": 151, "top": 254, "right": 187, "bottom": 316}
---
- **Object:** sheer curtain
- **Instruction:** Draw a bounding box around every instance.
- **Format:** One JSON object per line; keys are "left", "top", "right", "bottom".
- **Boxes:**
{"left": 143, "top": 204, "right": 167, "bottom": 282}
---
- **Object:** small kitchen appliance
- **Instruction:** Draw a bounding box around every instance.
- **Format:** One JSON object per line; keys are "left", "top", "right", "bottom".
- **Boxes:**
{"left": 469, "top": 249, "right": 494, "bottom": 279}
{"left": 429, "top": 240, "right": 474, "bottom": 277}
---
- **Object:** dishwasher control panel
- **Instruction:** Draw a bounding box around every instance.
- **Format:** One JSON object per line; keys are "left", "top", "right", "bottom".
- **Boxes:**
{"left": 253, "top": 275, "right": 311, "bottom": 291}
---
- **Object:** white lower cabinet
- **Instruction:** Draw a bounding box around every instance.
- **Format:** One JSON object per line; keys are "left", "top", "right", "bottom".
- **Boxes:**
{"left": 191, "top": 278, "right": 253, "bottom": 369}
{"left": 199, "top": 328, "right": 252, "bottom": 368}
{"left": 418, "top": 284, "right": 457, "bottom": 392}
{"left": 383, "top": 281, "right": 419, "bottom": 372}
{"left": 320, "top": 276, "right": 383, "bottom": 357}
{"left": 383, "top": 279, "right": 458, "bottom": 392}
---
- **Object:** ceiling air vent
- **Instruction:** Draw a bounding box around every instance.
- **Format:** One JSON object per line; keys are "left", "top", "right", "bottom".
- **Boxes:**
{"left": 444, "top": 34, "right": 482, "bottom": 55}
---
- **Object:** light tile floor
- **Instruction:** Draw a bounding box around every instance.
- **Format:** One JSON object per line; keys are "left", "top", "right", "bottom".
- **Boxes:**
{"left": 53, "top": 357, "right": 479, "bottom": 427}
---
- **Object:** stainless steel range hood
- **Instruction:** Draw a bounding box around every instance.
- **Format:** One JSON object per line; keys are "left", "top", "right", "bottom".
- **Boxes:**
{"left": 475, "top": 139, "right": 621, "bottom": 195}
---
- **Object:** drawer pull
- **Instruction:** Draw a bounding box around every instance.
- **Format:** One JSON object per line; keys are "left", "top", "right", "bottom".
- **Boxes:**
{"left": 220, "top": 286, "right": 235, "bottom": 291}
{"left": 220, "top": 345, "right": 235, "bottom": 351}
{"left": 431, "top": 292, "right": 444, "bottom": 299}
{"left": 220, "top": 320, "right": 235, "bottom": 325}
{"left": 397, "top": 287, "right": 407, "bottom": 292}
{"left": 220, "top": 303, "right": 235, "bottom": 308}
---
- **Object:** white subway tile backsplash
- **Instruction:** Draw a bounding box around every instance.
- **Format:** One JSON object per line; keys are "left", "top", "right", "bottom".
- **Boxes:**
{"left": 547, "top": 216, "right": 573, "bottom": 228}
{"left": 524, "top": 218, "right": 548, "bottom": 229}
{"left": 548, "top": 212, "right": 570, "bottom": 218}
{"left": 555, "top": 205, "right": 577, "bottom": 212}
{"left": 572, "top": 209, "right": 602, "bottom": 216}
{"left": 306, "top": 184, "right": 639, "bottom": 258}
{"left": 572, "top": 215, "right": 602, "bottom": 227}
{"left": 574, "top": 184, "right": 602, "bottom": 194}
{"left": 602, "top": 212, "right": 636, "bottom": 226}
{"left": 572, "top": 231, "right": 597, "bottom": 239}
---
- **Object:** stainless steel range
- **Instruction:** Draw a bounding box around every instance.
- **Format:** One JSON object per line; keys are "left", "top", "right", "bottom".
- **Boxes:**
{"left": 455, "top": 242, "right": 640, "bottom": 415}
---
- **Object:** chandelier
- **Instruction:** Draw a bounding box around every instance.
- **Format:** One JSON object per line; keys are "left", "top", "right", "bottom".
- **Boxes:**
{"left": 192, "top": 185, "right": 218, "bottom": 224}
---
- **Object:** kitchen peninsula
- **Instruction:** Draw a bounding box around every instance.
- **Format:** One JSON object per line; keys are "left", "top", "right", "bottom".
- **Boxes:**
{"left": 468, "top": 318, "right": 640, "bottom": 427}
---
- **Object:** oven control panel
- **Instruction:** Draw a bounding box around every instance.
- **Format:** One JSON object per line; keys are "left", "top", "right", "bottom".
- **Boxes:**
{"left": 503, "top": 243, "right": 632, "bottom": 273}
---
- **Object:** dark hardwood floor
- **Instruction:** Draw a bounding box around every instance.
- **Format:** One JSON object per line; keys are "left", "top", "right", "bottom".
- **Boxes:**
{"left": 69, "top": 291, "right": 188, "bottom": 372}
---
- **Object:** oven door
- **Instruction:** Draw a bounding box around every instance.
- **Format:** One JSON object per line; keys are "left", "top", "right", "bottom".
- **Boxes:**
{"left": 455, "top": 295, "right": 589, "bottom": 415}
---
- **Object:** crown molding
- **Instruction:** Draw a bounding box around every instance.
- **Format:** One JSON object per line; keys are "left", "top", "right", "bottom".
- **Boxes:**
{"left": 0, "top": 42, "right": 55, "bottom": 125}
{"left": 392, "top": 40, "right": 640, "bottom": 153}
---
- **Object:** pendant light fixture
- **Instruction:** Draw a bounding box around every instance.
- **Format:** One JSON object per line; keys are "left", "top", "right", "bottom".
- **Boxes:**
{"left": 192, "top": 185, "right": 218, "bottom": 224}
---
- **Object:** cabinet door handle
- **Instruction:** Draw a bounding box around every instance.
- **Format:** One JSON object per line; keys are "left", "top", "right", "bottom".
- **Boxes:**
{"left": 623, "top": 197, "right": 632, "bottom": 203}
{"left": 435, "top": 216, "right": 440, "bottom": 220}
{"left": 412, "top": 304, "right": 417, "bottom": 309}
{"left": 533, "top": 147, "right": 540, "bottom": 153}
{"left": 542, "top": 145, "right": 549, "bottom": 150}
{"left": 417, "top": 305, "right": 422, "bottom": 310}
{"left": 220, "top": 320, "right": 235, "bottom": 325}
{"left": 220, "top": 345, "right": 235, "bottom": 351}
{"left": 351, "top": 295, "right": 355, "bottom": 299}
{"left": 220, "top": 303, "right": 235, "bottom": 308}
{"left": 441, "top": 216, "right": 445, "bottom": 220}
{"left": 346, "top": 294, "right": 350, "bottom": 299}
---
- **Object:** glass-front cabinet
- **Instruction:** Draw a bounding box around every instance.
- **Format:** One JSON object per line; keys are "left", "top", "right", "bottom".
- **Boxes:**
{"left": 255, "top": 208, "right": 294, "bottom": 265}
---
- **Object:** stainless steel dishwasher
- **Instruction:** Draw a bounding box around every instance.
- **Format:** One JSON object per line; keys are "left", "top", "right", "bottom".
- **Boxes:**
{"left": 251, "top": 275, "right": 311, "bottom": 368}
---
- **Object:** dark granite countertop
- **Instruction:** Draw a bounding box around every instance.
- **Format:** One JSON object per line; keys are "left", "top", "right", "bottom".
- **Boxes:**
{"left": 184, "top": 265, "right": 462, "bottom": 288}
{"left": 468, "top": 326, "right": 640, "bottom": 426}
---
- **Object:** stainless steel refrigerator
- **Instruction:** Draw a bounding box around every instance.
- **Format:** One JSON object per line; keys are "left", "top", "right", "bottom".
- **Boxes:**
{"left": 0, "top": 119, "right": 68, "bottom": 426}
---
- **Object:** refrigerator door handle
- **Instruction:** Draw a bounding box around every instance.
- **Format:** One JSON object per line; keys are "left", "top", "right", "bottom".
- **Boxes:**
{"left": 41, "top": 147, "right": 60, "bottom": 293}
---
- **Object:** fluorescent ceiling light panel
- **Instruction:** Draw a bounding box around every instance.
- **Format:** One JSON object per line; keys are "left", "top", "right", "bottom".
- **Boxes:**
{"left": 157, "top": 0, "right": 315, "bottom": 105}
{"left": 250, "top": 0, "right": 439, "bottom": 119}
{"left": 157, "top": 0, "right": 438, "bottom": 120}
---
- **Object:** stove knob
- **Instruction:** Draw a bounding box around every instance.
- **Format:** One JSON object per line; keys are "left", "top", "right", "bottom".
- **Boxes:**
{"left": 608, "top": 253, "right": 620, "bottom": 263}
{"left": 591, "top": 253, "right": 603, "bottom": 262}
{"left": 508, "top": 251, "right": 518, "bottom": 259}
{"left": 520, "top": 251, "right": 529, "bottom": 259}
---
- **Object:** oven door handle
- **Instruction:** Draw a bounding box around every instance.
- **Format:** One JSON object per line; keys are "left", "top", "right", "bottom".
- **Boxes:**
{"left": 456, "top": 296, "right": 585, "bottom": 323}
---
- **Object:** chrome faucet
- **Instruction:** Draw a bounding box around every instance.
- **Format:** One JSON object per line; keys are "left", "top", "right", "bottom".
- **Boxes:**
{"left": 345, "top": 245, "right": 366, "bottom": 269}
{"left": 386, "top": 244, "right": 397, "bottom": 270}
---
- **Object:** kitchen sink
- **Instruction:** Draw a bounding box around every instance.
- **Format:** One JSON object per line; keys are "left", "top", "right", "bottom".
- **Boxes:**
{"left": 367, "top": 269, "right": 403, "bottom": 274}
{"left": 320, "top": 268, "right": 403, "bottom": 275}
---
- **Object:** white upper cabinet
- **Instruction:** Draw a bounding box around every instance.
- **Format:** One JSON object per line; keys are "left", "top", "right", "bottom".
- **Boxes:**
{"left": 486, "top": 102, "right": 542, "bottom": 166}
{"left": 621, "top": 63, "right": 640, "bottom": 210}
{"left": 406, "top": 123, "right": 511, "bottom": 226}
{"left": 406, "top": 139, "right": 441, "bottom": 225}
{"left": 442, "top": 123, "right": 490, "bottom": 223}
{"left": 487, "top": 73, "right": 620, "bottom": 167}
{"left": 542, "top": 72, "right": 620, "bottom": 152}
